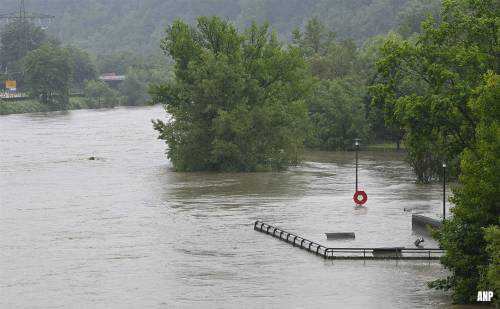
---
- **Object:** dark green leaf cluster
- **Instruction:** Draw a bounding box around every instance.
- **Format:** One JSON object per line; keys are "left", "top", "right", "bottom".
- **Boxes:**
{"left": 374, "top": 0, "right": 500, "bottom": 303}
{"left": 23, "top": 43, "right": 72, "bottom": 109}
{"left": 0, "top": 20, "right": 47, "bottom": 89}
{"left": 293, "top": 18, "right": 390, "bottom": 150}
{"left": 152, "top": 17, "right": 310, "bottom": 171}
{"left": 438, "top": 72, "right": 500, "bottom": 304}
{"left": 84, "top": 80, "right": 120, "bottom": 108}
{"left": 373, "top": 0, "right": 500, "bottom": 182}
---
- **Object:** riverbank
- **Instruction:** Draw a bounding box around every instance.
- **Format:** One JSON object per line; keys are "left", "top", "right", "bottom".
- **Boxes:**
{"left": 0, "top": 102, "right": 406, "bottom": 154}
{"left": 0, "top": 97, "right": 86, "bottom": 115}
{"left": 0, "top": 97, "right": 146, "bottom": 115}
{"left": 365, "top": 142, "right": 405, "bottom": 150}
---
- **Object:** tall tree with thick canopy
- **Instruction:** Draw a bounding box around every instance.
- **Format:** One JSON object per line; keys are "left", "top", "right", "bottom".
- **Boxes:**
{"left": 435, "top": 72, "right": 499, "bottom": 304}
{"left": 151, "top": 17, "right": 310, "bottom": 171}
{"left": 0, "top": 20, "right": 47, "bottom": 90}
{"left": 293, "top": 17, "right": 371, "bottom": 149}
{"left": 374, "top": 0, "right": 499, "bottom": 303}
{"left": 373, "top": 0, "right": 500, "bottom": 182}
{"left": 66, "top": 46, "right": 97, "bottom": 90}
{"left": 23, "top": 44, "right": 72, "bottom": 109}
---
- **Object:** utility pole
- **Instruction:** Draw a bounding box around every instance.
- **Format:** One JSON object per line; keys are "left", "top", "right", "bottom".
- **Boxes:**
{"left": 0, "top": 0, "right": 55, "bottom": 85}
{"left": 0, "top": 0, "right": 55, "bottom": 24}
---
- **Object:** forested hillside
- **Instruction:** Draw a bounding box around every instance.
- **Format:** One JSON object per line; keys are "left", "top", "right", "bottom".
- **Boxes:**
{"left": 0, "top": 0, "right": 433, "bottom": 54}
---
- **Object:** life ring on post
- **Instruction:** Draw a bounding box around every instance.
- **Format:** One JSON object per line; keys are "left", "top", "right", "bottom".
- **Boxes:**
{"left": 353, "top": 191, "right": 368, "bottom": 205}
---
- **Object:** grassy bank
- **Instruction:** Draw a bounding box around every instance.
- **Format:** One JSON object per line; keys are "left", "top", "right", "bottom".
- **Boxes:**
{"left": 0, "top": 99, "right": 51, "bottom": 115}
{"left": 0, "top": 97, "right": 115, "bottom": 115}
{"left": 365, "top": 142, "right": 405, "bottom": 150}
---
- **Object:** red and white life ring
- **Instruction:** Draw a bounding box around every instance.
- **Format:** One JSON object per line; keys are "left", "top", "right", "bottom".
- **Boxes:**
{"left": 353, "top": 191, "right": 368, "bottom": 205}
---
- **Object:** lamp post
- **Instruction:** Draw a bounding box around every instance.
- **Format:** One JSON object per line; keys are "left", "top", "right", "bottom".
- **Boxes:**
{"left": 442, "top": 162, "right": 446, "bottom": 221}
{"left": 354, "top": 139, "right": 360, "bottom": 192}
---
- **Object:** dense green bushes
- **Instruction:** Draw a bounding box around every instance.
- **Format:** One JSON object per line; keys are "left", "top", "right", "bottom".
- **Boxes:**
{"left": 373, "top": 0, "right": 499, "bottom": 303}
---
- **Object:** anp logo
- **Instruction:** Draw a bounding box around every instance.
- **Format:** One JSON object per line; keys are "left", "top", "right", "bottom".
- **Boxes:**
{"left": 477, "top": 291, "right": 494, "bottom": 302}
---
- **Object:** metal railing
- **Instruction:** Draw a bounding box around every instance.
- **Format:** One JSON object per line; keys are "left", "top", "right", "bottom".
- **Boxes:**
{"left": 254, "top": 221, "right": 444, "bottom": 260}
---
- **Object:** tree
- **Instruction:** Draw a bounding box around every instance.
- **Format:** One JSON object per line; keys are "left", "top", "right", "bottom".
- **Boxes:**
{"left": 291, "top": 17, "right": 336, "bottom": 58}
{"left": 95, "top": 51, "right": 139, "bottom": 75}
{"left": 0, "top": 20, "right": 47, "bottom": 90}
{"left": 293, "top": 17, "right": 372, "bottom": 149}
{"left": 482, "top": 225, "right": 500, "bottom": 305}
{"left": 0, "top": 20, "right": 47, "bottom": 70}
{"left": 23, "top": 44, "right": 72, "bottom": 109}
{"left": 120, "top": 56, "right": 172, "bottom": 106}
{"left": 373, "top": 0, "right": 500, "bottom": 302}
{"left": 398, "top": 0, "right": 442, "bottom": 38}
{"left": 307, "top": 79, "right": 368, "bottom": 149}
{"left": 358, "top": 35, "right": 405, "bottom": 147}
{"left": 433, "top": 72, "right": 500, "bottom": 304}
{"left": 84, "top": 80, "right": 120, "bottom": 108}
{"left": 151, "top": 17, "right": 310, "bottom": 171}
{"left": 308, "top": 39, "right": 357, "bottom": 80}
{"left": 66, "top": 46, "right": 97, "bottom": 90}
{"left": 373, "top": 0, "right": 500, "bottom": 182}
{"left": 120, "top": 74, "right": 148, "bottom": 106}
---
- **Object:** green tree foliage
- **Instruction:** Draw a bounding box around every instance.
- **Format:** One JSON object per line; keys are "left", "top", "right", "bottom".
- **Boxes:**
{"left": 293, "top": 18, "right": 370, "bottom": 149}
{"left": 482, "top": 225, "right": 500, "bottom": 305}
{"left": 309, "top": 39, "right": 357, "bottom": 80}
{"left": 373, "top": 0, "right": 500, "bottom": 182}
{"left": 23, "top": 44, "right": 72, "bottom": 109}
{"left": 151, "top": 17, "right": 310, "bottom": 171}
{"left": 120, "top": 75, "right": 147, "bottom": 106}
{"left": 434, "top": 72, "right": 500, "bottom": 304}
{"left": 95, "top": 51, "right": 139, "bottom": 75}
{"left": 0, "top": 20, "right": 46, "bottom": 70}
{"left": 373, "top": 0, "right": 499, "bottom": 302}
{"left": 307, "top": 79, "right": 368, "bottom": 149}
{"left": 84, "top": 80, "right": 120, "bottom": 108}
{"left": 0, "top": 20, "right": 47, "bottom": 89}
{"left": 66, "top": 46, "right": 96, "bottom": 90}
{"left": 292, "top": 17, "right": 336, "bottom": 58}
{"left": 398, "top": 0, "right": 441, "bottom": 38}
{"left": 359, "top": 35, "right": 405, "bottom": 146}
{"left": 120, "top": 56, "right": 172, "bottom": 105}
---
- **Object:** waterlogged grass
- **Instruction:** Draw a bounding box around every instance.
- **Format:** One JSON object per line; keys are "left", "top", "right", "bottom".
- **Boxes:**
{"left": 0, "top": 99, "right": 50, "bottom": 115}
{"left": 0, "top": 97, "right": 120, "bottom": 115}
{"left": 365, "top": 142, "right": 405, "bottom": 150}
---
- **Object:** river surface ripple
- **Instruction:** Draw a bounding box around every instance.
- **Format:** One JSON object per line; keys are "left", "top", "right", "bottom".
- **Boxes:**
{"left": 0, "top": 106, "right": 452, "bottom": 308}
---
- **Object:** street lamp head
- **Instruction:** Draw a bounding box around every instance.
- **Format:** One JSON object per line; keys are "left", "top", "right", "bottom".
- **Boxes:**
{"left": 443, "top": 163, "right": 446, "bottom": 168}
{"left": 355, "top": 141, "right": 359, "bottom": 147}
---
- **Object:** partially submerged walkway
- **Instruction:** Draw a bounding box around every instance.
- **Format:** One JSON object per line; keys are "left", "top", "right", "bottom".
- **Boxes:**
{"left": 254, "top": 221, "right": 444, "bottom": 260}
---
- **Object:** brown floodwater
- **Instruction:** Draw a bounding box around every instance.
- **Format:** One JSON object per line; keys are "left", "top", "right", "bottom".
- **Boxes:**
{"left": 1, "top": 105, "right": 455, "bottom": 308}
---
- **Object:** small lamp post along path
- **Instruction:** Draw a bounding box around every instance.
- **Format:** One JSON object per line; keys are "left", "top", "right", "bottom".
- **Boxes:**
{"left": 442, "top": 162, "right": 446, "bottom": 221}
{"left": 355, "top": 140, "right": 359, "bottom": 192}
{"left": 352, "top": 139, "right": 367, "bottom": 206}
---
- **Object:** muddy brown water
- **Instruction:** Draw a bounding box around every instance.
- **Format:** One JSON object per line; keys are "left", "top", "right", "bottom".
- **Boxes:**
{"left": 1, "top": 106, "right": 454, "bottom": 308}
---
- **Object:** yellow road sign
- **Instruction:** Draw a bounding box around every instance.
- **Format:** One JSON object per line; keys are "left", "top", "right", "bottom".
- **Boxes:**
{"left": 5, "top": 80, "right": 16, "bottom": 90}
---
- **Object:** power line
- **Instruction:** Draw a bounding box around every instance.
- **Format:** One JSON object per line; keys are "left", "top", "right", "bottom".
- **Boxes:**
{"left": 0, "top": 0, "right": 55, "bottom": 24}
{"left": 0, "top": 0, "right": 56, "bottom": 85}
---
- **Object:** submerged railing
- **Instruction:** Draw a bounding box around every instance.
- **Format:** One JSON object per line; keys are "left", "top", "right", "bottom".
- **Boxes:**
{"left": 254, "top": 221, "right": 444, "bottom": 260}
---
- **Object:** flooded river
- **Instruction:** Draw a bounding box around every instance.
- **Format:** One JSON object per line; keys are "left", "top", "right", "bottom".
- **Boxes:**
{"left": 1, "top": 106, "right": 452, "bottom": 308}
